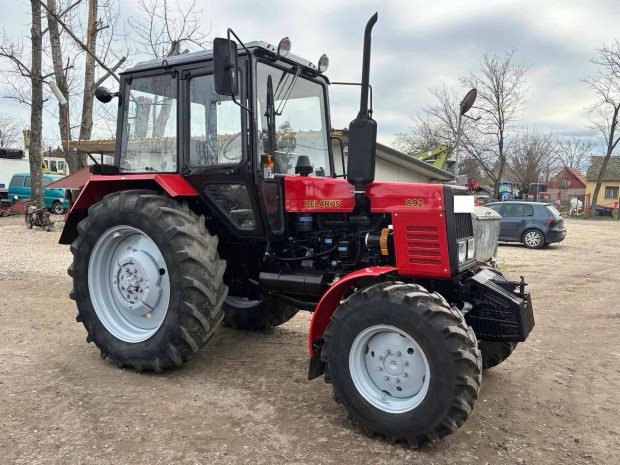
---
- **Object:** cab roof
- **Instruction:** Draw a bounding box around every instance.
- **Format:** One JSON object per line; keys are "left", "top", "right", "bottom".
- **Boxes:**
{"left": 122, "top": 41, "right": 319, "bottom": 75}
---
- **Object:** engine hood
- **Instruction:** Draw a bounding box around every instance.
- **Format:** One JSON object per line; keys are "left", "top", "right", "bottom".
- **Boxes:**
{"left": 283, "top": 176, "right": 447, "bottom": 213}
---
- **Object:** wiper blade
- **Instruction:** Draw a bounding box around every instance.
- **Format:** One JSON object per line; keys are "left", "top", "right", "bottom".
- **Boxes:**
{"left": 275, "top": 67, "right": 301, "bottom": 116}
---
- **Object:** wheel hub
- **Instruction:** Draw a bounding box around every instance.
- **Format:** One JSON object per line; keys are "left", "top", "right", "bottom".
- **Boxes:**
{"left": 88, "top": 225, "right": 170, "bottom": 343}
{"left": 349, "top": 325, "right": 431, "bottom": 414}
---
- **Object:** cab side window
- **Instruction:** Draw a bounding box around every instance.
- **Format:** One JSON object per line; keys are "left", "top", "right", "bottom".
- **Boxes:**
{"left": 10, "top": 175, "right": 25, "bottom": 187}
{"left": 24, "top": 176, "right": 32, "bottom": 187}
{"left": 188, "top": 74, "right": 242, "bottom": 166}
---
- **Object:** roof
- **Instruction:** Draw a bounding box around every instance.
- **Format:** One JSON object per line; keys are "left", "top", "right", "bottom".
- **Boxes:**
{"left": 47, "top": 167, "right": 90, "bottom": 190}
{"left": 331, "top": 130, "right": 454, "bottom": 182}
{"left": 125, "top": 41, "right": 319, "bottom": 75}
{"left": 566, "top": 167, "right": 587, "bottom": 185}
{"left": 586, "top": 156, "right": 620, "bottom": 181}
{"left": 12, "top": 172, "right": 63, "bottom": 178}
{"left": 70, "top": 139, "right": 115, "bottom": 154}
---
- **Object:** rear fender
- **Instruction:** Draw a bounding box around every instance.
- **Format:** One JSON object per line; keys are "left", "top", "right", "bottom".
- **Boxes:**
{"left": 308, "top": 266, "right": 398, "bottom": 356}
{"left": 59, "top": 174, "right": 198, "bottom": 245}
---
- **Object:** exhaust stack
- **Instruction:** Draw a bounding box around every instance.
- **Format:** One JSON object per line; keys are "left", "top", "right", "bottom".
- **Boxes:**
{"left": 347, "top": 13, "right": 378, "bottom": 220}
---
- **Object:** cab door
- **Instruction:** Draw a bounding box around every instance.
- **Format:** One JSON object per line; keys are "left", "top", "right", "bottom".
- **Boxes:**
{"left": 179, "top": 60, "right": 265, "bottom": 239}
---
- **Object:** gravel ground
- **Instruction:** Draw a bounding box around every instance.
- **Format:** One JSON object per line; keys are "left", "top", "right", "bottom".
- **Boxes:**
{"left": 0, "top": 216, "right": 618, "bottom": 464}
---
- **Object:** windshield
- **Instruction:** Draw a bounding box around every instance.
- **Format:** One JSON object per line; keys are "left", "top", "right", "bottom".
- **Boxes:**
{"left": 256, "top": 62, "right": 330, "bottom": 176}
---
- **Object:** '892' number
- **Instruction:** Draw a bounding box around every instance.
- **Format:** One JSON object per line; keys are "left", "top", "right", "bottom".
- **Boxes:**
{"left": 405, "top": 198, "right": 424, "bottom": 207}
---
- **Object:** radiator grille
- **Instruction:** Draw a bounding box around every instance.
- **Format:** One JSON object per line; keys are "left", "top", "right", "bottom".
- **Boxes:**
{"left": 406, "top": 225, "right": 441, "bottom": 265}
{"left": 455, "top": 213, "right": 474, "bottom": 239}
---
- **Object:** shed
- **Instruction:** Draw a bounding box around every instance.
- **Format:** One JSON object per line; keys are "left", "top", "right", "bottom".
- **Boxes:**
{"left": 544, "top": 167, "right": 587, "bottom": 208}
{"left": 331, "top": 130, "right": 454, "bottom": 183}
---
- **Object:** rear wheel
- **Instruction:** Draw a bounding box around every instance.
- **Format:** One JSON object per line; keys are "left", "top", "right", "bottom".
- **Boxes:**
{"left": 222, "top": 296, "right": 298, "bottom": 330}
{"left": 322, "top": 282, "right": 482, "bottom": 446}
{"left": 522, "top": 229, "right": 544, "bottom": 249}
{"left": 69, "top": 190, "right": 227, "bottom": 372}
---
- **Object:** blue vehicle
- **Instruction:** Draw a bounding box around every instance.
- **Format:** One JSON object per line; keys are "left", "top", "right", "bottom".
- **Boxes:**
{"left": 8, "top": 172, "right": 69, "bottom": 214}
{"left": 486, "top": 201, "right": 566, "bottom": 248}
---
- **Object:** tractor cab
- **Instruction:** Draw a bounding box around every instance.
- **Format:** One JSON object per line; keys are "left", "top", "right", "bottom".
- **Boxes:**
{"left": 104, "top": 39, "right": 334, "bottom": 240}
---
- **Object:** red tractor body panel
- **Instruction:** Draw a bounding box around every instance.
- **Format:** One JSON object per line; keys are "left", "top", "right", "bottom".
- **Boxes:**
{"left": 71, "top": 174, "right": 198, "bottom": 212}
{"left": 284, "top": 176, "right": 445, "bottom": 213}
{"left": 308, "top": 266, "right": 398, "bottom": 355}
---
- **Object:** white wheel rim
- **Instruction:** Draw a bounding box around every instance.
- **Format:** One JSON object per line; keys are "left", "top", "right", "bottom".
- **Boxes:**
{"left": 524, "top": 231, "right": 541, "bottom": 247}
{"left": 88, "top": 225, "right": 170, "bottom": 343}
{"left": 349, "top": 324, "right": 431, "bottom": 414}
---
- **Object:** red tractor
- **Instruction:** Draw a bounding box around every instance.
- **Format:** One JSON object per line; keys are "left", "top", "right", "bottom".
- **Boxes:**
{"left": 60, "top": 14, "right": 534, "bottom": 446}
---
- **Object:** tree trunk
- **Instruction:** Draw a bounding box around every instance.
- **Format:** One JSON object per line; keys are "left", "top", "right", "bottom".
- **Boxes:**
{"left": 29, "top": 0, "right": 44, "bottom": 206}
{"left": 590, "top": 107, "right": 619, "bottom": 216}
{"left": 46, "top": 0, "right": 77, "bottom": 172}
{"left": 78, "top": 0, "right": 98, "bottom": 161}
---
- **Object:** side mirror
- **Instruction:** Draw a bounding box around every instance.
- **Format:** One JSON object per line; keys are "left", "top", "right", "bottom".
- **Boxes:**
{"left": 13, "top": 195, "right": 19, "bottom": 202}
{"left": 213, "top": 37, "right": 238, "bottom": 96}
{"left": 460, "top": 88, "right": 477, "bottom": 115}
{"left": 95, "top": 86, "right": 116, "bottom": 104}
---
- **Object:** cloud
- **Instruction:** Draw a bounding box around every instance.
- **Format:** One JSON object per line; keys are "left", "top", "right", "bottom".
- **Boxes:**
{"left": 0, "top": 0, "right": 617, "bottom": 149}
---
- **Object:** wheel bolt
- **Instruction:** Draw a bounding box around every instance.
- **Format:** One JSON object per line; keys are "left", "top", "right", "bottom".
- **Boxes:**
{"left": 403, "top": 372, "right": 408, "bottom": 377}
{"left": 404, "top": 361, "right": 409, "bottom": 366}
{"left": 378, "top": 367, "right": 383, "bottom": 371}
{"left": 396, "top": 351, "right": 401, "bottom": 356}
{"left": 378, "top": 355, "right": 383, "bottom": 361}
{"left": 386, "top": 349, "right": 391, "bottom": 355}
{"left": 384, "top": 376, "right": 389, "bottom": 381}
{"left": 396, "top": 378, "right": 400, "bottom": 384}
{"left": 145, "top": 312, "right": 152, "bottom": 319}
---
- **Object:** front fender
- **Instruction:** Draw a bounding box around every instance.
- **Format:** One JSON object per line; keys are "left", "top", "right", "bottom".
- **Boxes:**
{"left": 308, "top": 266, "right": 398, "bottom": 356}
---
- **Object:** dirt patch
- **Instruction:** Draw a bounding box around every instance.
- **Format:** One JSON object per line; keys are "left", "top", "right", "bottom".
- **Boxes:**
{"left": 0, "top": 218, "right": 618, "bottom": 464}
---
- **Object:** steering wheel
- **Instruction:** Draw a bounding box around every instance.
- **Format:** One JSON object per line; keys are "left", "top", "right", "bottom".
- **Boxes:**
{"left": 222, "top": 131, "right": 243, "bottom": 161}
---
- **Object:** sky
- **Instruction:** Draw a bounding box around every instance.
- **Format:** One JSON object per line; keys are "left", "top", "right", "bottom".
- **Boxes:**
{"left": 0, "top": 0, "right": 618, "bottom": 150}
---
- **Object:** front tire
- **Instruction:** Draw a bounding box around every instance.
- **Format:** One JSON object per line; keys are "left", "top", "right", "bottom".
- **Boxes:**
{"left": 222, "top": 296, "right": 298, "bottom": 330}
{"left": 52, "top": 201, "right": 64, "bottom": 215}
{"left": 69, "top": 190, "right": 227, "bottom": 372}
{"left": 478, "top": 341, "right": 517, "bottom": 370}
{"left": 322, "top": 282, "right": 482, "bottom": 446}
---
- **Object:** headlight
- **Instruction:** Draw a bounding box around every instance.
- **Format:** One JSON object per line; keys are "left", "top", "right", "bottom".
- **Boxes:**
{"left": 458, "top": 240, "right": 467, "bottom": 263}
{"left": 467, "top": 238, "right": 475, "bottom": 260}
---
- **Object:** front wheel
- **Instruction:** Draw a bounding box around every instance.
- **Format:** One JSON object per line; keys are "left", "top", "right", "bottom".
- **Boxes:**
{"left": 69, "top": 190, "right": 227, "bottom": 372}
{"left": 52, "top": 202, "right": 64, "bottom": 215}
{"left": 322, "top": 282, "right": 482, "bottom": 446}
{"left": 478, "top": 341, "right": 517, "bottom": 370}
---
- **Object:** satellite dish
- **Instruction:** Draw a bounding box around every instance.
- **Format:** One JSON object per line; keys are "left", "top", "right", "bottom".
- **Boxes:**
{"left": 460, "top": 88, "right": 477, "bottom": 115}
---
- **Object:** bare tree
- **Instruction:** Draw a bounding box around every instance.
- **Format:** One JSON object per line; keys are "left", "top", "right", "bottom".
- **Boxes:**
{"left": 128, "top": 0, "right": 211, "bottom": 58}
{"left": 395, "top": 83, "right": 494, "bottom": 182}
{"left": 506, "top": 130, "right": 558, "bottom": 193}
{"left": 462, "top": 50, "right": 528, "bottom": 198}
{"left": 584, "top": 41, "right": 620, "bottom": 216}
{"left": 0, "top": 2, "right": 46, "bottom": 205}
{"left": 40, "top": 0, "right": 126, "bottom": 172}
{"left": 554, "top": 136, "right": 596, "bottom": 172}
{"left": 0, "top": 115, "right": 21, "bottom": 148}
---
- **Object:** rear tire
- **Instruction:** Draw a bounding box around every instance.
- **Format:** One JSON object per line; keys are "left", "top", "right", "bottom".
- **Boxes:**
{"left": 522, "top": 229, "right": 544, "bottom": 249}
{"left": 478, "top": 341, "right": 517, "bottom": 370}
{"left": 322, "top": 281, "right": 482, "bottom": 447}
{"left": 69, "top": 190, "right": 227, "bottom": 372}
{"left": 222, "top": 296, "right": 298, "bottom": 330}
